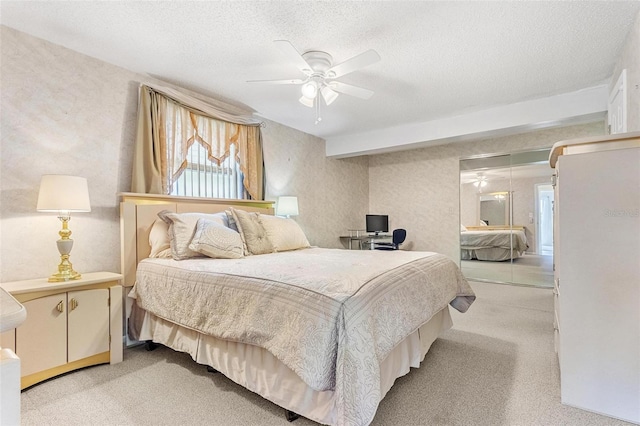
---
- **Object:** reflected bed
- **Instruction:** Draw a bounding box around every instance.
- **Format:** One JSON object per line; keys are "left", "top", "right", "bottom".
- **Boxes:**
{"left": 460, "top": 227, "right": 528, "bottom": 261}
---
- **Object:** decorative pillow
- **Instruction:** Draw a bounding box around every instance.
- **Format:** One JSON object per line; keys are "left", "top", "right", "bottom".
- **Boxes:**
{"left": 259, "top": 214, "right": 310, "bottom": 252}
{"left": 158, "top": 210, "right": 229, "bottom": 260}
{"left": 460, "top": 224, "right": 468, "bottom": 232}
{"left": 189, "top": 219, "right": 244, "bottom": 259}
{"left": 224, "top": 210, "right": 239, "bottom": 232}
{"left": 229, "top": 207, "right": 274, "bottom": 255}
{"left": 148, "top": 218, "right": 172, "bottom": 258}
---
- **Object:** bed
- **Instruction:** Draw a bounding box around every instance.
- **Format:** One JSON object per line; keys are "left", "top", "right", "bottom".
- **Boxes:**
{"left": 460, "top": 226, "right": 529, "bottom": 261}
{"left": 121, "top": 193, "right": 475, "bottom": 426}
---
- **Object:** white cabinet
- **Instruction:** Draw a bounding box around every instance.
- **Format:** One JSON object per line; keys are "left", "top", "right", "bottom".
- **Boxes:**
{"left": 550, "top": 132, "right": 640, "bottom": 424}
{"left": 1, "top": 272, "right": 122, "bottom": 389}
{"left": 1, "top": 287, "right": 26, "bottom": 426}
{"left": 19, "top": 294, "right": 68, "bottom": 376}
{"left": 67, "top": 289, "right": 110, "bottom": 362}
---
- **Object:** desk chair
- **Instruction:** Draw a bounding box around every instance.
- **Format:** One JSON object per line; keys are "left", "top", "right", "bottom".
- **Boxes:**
{"left": 374, "top": 229, "right": 406, "bottom": 250}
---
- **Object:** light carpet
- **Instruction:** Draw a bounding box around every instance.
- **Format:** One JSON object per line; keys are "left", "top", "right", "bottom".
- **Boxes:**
{"left": 461, "top": 254, "right": 554, "bottom": 288}
{"left": 20, "top": 282, "right": 628, "bottom": 425}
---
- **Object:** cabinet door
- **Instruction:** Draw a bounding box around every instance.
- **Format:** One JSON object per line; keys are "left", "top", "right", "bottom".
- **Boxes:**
{"left": 16, "top": 294, "right": 67, "bottom": 376}
{"left": 67, "top": 289, "right": 109, "bottom": 363}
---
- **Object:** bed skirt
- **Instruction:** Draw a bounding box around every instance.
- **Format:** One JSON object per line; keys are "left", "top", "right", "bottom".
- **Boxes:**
{"left": 461, "top": 247, "right": 522, "bottom": 261}
{"left": 136, "top": 306, "right": 452, "bottom": 425}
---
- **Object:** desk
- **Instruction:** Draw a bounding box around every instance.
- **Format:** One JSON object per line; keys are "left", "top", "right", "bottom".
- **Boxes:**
{"left": 339, "top": 234, "right": 392, "bottom": 250}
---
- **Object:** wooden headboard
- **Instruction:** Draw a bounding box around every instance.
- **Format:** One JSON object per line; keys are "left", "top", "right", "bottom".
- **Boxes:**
{"left": 119, "top": 192, "right": 275, "bottom": 288}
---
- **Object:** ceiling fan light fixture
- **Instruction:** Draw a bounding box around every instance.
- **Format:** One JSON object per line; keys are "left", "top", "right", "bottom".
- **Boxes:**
{"left": 299, "top": 95, "right": 314, "bottom": 108}
{"left": 301, "top": 81, "right": 318, "bottom": 99}
{"left": 253, "top": 41, "right": 381, "bottom": 123}
{"left": 321, "top": 86, "right": 339, "bottom": 105}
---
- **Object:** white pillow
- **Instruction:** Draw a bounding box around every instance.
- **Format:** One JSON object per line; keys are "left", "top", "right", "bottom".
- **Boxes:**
{"left": 259, "top": 214, "right": 310, "bottom": 252}
{"left": 460, "top": 224, "right": 468, "bottom": 232}
{"left": 158, "top": 210, "right": 229, "bottom": 260}
{"left": 148, "top": 219, "right": 172, "bottom": 258}
{"left": 189, "top": 219, "right": 244, "bottom": 259}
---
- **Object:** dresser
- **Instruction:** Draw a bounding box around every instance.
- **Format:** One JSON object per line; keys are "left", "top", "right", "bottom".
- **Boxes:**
{"left": 550, "top": 132, "right": 640, "bottom": 424}
{"left": 0, "top": 272, "right": 123, "bottom": 389}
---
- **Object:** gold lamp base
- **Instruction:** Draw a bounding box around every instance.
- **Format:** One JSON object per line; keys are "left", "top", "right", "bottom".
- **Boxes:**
{"left": 48, "top": 254, "right": 82, "bottom": 282}
{"left": 48, "top": 217, "right": 82, "bottom": 282}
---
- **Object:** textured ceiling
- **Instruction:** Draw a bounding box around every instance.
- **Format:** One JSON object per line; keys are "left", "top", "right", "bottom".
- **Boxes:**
{"left": 2, "top": 1, "right": 639, "bottom": 140}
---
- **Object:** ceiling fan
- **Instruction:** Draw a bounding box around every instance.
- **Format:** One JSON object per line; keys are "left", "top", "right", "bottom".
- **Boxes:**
{"left": 473, "top": 173, "right": 488, "bottom": 188}
{"left": 248, "top": 40, "right": 380, "bottom": 123}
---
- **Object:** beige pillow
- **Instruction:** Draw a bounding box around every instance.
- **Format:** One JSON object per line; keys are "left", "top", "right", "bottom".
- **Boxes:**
{"left": 229, "top": 208, "right": 274, "bottom": 255}
{"left": 158, "top": 210, "right": 228, "bottom": 260}
{"left": 189, "top": 219, "right": 244, "bottom": 259}
{"left": 148, "top": 219, "right": 172, "bottom": 258}
{"left": 259, "top": 214, "right": 310, "bottom": 252}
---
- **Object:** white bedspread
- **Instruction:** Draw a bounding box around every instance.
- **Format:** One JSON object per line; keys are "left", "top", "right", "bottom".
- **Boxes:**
{"left": 460, "top": 229, "right": 528, "bottom": 252}
{"left": 131, "top": 248, "right": 474, "bottom": 426}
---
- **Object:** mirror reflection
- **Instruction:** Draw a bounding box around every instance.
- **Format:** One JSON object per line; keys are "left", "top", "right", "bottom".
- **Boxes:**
{"left": 459, "top": 150, "right": 554, "bottom": 287}
{"left": 479, "top": 192, "right": 510, "bottom": 226}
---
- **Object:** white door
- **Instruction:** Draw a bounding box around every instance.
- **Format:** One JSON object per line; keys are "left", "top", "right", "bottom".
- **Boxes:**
{"left": 536, "top": 184, "right": 554, "bottom": 255}
{"left": 608, "top": 69, "right": 627, "bottom": 134}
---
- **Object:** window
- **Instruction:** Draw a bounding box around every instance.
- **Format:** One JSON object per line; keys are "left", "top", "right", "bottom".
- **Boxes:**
{"left": 170, "top": 142, "right": 247, "bottom": 199}
{"left": 131, "top": 85, "right": 264, "bottom": 200}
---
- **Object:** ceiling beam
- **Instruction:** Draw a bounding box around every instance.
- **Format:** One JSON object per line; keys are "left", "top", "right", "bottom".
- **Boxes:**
{"left": 325, "top": 85, "right": 608, "bottom": 158}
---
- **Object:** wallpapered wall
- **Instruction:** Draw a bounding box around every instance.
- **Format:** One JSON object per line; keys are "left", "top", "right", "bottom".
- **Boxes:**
{"left": 0, "top": 25, "right": 618, "bottom": 281}
{"left": 368, "top": 122, "right": 606, "bottom": 263}
{"left": 0, "top": 26, "right": 368, "bottom": 282}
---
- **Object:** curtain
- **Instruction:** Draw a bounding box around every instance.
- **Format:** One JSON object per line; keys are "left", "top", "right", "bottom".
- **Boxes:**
{"left": 131, "top": 84, "right": 264, "bottom": 200}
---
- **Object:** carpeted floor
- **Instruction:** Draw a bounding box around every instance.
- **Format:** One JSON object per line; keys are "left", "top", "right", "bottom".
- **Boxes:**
{"left": 461, "top": 254, "right": 554, "bottom": 287}
{"left": 20, "top": 282, "right": 628, "bottom": 425}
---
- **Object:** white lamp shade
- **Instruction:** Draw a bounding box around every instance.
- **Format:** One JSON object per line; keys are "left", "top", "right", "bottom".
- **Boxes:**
{"left": 37, "top": 175, "right": 91, "bottom": 212}
{"left": 276, "top": 196, "right": 299, "bottom": 217}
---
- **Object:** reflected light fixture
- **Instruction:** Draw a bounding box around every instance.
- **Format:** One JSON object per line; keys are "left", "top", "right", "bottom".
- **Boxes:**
{"left": 276, "top": 196, "right": 299, "bottom": 218}
{"left": 37, "top": 175, "right": 91, "bottom": 282}
{"left": 473, "top": 174, "right": 488, "bottom": 188}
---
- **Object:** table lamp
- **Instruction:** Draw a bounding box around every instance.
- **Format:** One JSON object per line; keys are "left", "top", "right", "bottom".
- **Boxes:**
{"left": 36, "top": 175, "right": 91, "bottom": 282}
{"left": 276, "top": 196, "right": 299, "bottom": 218}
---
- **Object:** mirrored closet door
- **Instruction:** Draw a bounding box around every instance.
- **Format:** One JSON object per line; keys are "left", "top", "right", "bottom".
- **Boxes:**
{"left": 459, "top": 149, "right": 554, "bottom": 287}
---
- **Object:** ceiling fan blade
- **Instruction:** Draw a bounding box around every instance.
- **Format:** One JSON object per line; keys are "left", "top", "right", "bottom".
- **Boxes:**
{"left": 330, "top": 81, "right": 374, "bottom": 100}
{"left": 299, "top": 96, "right": 314, "bottom": 108}
{"left": 327, "top": 49, "right": 380, "bottom": 78}
{"left": 320, "top": 86, "right": 339, "bottom": 105}
{"left": 247, "top": 78, "right": 306, "bottom": 85}
{"left": 274, "top": 40, "right": 313, "bottom": 75}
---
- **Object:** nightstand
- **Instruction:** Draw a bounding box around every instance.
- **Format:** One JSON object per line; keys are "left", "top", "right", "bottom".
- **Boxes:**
{"left": 0, "top": 272, "right": 123, "bottom": 389}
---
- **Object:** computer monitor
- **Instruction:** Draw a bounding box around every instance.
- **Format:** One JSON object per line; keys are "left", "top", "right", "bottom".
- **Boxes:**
{"left": 366, "top": 214, "right": 389, "bottom": 235}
